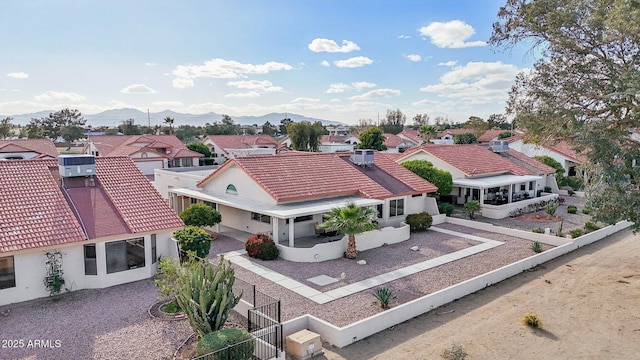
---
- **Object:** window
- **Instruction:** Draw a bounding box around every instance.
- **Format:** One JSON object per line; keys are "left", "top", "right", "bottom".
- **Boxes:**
{"left": 190, "top": 198, "right": 198, "bottom": 204}
{"left": 520, "top": 184, "right": 526, "bottom": 191}
{"left": 0, "top": 256, "right": 16, "bottom": 289}
{"left": 151, "top": 234, "right": 157, "bottom": 264}
{"left": 529, "top": 181, "right": 534, "bottom": 190}
{"left": 250, "top": 212, "right": 271, "bottom": 224}
{"left": 389, "top": 199, "right": 404, "bottom": 217}
{"left": 226, "top": 184, "right": 238, "bottom": 195}
{"left": 84, "top": 244, "right": 97, "bottom": 275}
{"left": 285, "top": 215, "right": 313, "bottom": 224}
{"left": 412, "top": 193, "right": 423, "bottom": 198}
{"left": 204, "top": 201, "right": 217, "bottom": 209}
{"left": 106, "top": 238, "right": 145, "bottom": 274}
{"left": 376, "top": 204, "right": 383, "bottom": 219}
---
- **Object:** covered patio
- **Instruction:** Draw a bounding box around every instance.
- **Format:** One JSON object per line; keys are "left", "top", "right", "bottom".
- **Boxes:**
{"left": 453, "top": 174, "right": 543, "bottom": 206}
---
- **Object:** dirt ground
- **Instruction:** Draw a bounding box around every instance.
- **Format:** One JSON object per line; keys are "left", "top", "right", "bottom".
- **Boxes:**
{"left": 321, "top": 229, "right": 640, "bottom": 360}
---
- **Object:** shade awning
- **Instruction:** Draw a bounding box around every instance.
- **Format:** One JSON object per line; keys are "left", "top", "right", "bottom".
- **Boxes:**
{"left": 453, "top": 174, "right": 543, "bottom": 189}
{"left": 169, "top": 188, "right": 384, "bottom": 219}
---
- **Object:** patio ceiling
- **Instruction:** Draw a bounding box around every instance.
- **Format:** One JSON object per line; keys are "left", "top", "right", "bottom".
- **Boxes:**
{"left": 169, "top": 188, "right": 383, "bottom": 219}
{"left": 453, "top": 174, "right": 543, "bottom": 189}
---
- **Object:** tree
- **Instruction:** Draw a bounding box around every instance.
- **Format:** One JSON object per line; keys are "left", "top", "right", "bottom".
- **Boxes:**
{"left": 412, "top": 113, "right": 430, "bottom": 128}
{"left": 175, "top": 256, "right": 241, "bottom": 338}
{"left": 164, "top": 116, "right": 174, "bottom": 135}
{"left": 463, "top": 116, "right": 489, "bottom": 138}
{"left": 119, "top": 118, "right": 141, "bottom": 135}
{"left": 27, "top": 108, "right": 86, "bottom": 141}
{"left": 419, "top": 125, "right": 437, "bottom": 143}
{"left": 175, "top": 125, "right": 202, "bottom": 142}
{"left": 287, "top": 121, "right": 310, "bottom": 150}
{"left": 308, "top": 121, "right": 326, "bottom": 152}
{"left": 279, "top": 118, "right": 292, "bottom": 135}
{"left": 464, "top": 200, "right": 481, "bottom": 219}
{"left": 357, "top": 127, "right": 387, "bottom": 151}
{"left": 321, "top": 202, "right": 379, "bottom": 259}
{"left": 402, "top": 160, "right": 453, "bottom": 196}
{"left": 491, "top": 0, "right": 640, "bottom": 228}
{"left": 187, "top": 143, "right": 212, "bottom": 158}
{"left": 0, "top": 117, "right": 13, "bottom": 139}
{"left": 380, "top": 108, "right": 406, "bottom": 134}
{"left": 179, "top": 204, "right": 221, "bottom": 227}
{"left": 454, "top": 133, "right": 477, "bottom": 144}
{"left": 174, "top": 226, "right": 212, "bottom": 259}
{"left": 262, "top": 121, "right": 275, "bottom": 136}
{"left": 60, "top": 125, "right": 85, "bottom": 145}
{"left": 534, "top": 155, "right": 565, "bottom": 178}
{"left": 487, "top": 114, "right": 510, "bottom": 130}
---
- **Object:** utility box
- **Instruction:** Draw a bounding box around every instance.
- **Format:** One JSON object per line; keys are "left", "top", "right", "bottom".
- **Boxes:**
{"left": 285, "top": 329, "right": 323, "bottom": 360}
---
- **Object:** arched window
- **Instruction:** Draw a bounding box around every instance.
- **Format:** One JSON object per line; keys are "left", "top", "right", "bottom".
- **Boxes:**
{"left": 226, "top": 184, "right": 238, "bottom": 195}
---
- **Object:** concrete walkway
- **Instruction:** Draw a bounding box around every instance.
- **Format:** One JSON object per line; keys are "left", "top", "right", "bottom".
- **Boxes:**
{"left": 220, "top": 226, "right": 504, "bottom": 304}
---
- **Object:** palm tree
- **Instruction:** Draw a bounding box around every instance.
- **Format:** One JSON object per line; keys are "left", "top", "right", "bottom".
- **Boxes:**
{"left": 321, "top": 202, "right": 379, "bottom": 259}
{"left": 164, "top": 116, "right": 174, "bottom": 135}
{"left": 420, "top": 125, "right": 437, "bottom": 144}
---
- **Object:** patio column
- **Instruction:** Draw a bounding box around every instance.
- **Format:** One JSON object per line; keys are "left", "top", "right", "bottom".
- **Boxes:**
{"left": 480, "top": 188, "right": 485, "bottom": 205}
{"left": 508, "top": 185, "right": 513, "bottom": 203}
{"left": 288, "top": 217, "right": 295, "bottom": 247}
{"left": 272, "top": 218, "right": 279, "bottom": 242}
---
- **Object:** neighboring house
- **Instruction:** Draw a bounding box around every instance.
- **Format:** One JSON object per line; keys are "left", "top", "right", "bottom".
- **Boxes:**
{"left": 203, "top": 135, "right": 281, "bottom": 163}
{"left": 167, "top": 151, "right": 439, "bottom": 261}
{"left": 83, "top": 135, "right": 203, "bottom": 177}
{"left": 318, "top": 135, "right": 354, "bottom": 153}
{"left": 0, "top": 156, "right": 184, "bottom": 306}
{"left": 395, "top": 144, "right": 557, "bottom": 219}
{"left": 344, "top": 134, "right": 360, "bottom": 145}
{"left": 326, "top": 125, "right": 351, "bottom": 136}
{"left": 508, "top": 137, "right": 586, "bottom": 177}
{"left": 383, "top": 133, "right": 415, "bottom": 153}
{"left": 398, "top": 130, "right": 424, "bottom": 146}
{"left": 0, "top": 139, "right": 59, "bottom": 160}
{"left": 477, "top": 129, "right": 509, "bottom": 144}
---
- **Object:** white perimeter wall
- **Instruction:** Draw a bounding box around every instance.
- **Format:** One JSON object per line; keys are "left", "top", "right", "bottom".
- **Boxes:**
{"left": 154, "top": 169, "right": 208, "bottom": 200}
{"left": 0, "top": 232, "right": 178, "bottom": 307}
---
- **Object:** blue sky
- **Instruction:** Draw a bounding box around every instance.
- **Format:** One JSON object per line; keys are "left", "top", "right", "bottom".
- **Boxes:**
{"left": 0, "top": 0, "right": 535, "bottom": 125}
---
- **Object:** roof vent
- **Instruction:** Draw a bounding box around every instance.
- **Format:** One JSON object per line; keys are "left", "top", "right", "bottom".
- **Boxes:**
{"left": 58, "top": 155, "right": 96, "bottom": 177}
{"left": 350, "top": 149, "right": 374, "bottom": 166}
{"left": 490, "top": 140, "right": 509, "bottom": 153}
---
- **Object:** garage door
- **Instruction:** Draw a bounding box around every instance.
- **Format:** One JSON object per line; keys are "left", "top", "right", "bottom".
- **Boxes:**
{"left": 135, "top": 160, "right": 164, "bottom": 175}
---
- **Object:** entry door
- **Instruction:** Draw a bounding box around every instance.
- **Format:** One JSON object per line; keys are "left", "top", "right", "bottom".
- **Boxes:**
{"left": 472, "top": 189, "right": 480, "bottom": 201}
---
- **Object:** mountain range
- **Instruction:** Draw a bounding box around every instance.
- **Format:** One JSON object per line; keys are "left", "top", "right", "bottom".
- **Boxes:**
{"left": 2, "top": 109, "right": 345, "bottom": 128}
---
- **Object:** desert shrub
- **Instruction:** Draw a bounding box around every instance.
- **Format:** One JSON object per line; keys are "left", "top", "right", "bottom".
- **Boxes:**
{"left": 441, "top": 342, "right": 470, "bottom": 360}
{"left": 439, "top": 203, "right": 455, "bottom": 217}
{"left": 373, "top": 287, "right": 396, "bottom": 309}
{"left": 531, "top": 241, "right": 543, "bottom": 253}
{"left": 245, "top": 233, "right": 279, "bottom": 260}
{"left": 522, "top": 312, "right": 542, "bottom": 328}
{"left": 464, "top": 200, "right": 481, "bottom": 219}
{"left": 584, "top": 222, "right": 600, "bottom": 233}
{"left": 582, "top": 207, "right": 592, "bottom": 214}
{"left": 162, "top": 300, "right": 181, "bottom": 313}
{"left": 569, "top": 229, "right": 584, "bottom": 238}
{"left": 568, "top": 189, "right": 575, "bottom": 196}
{"left": 544, "top": 202, "right": 558, "bottom": 216}
{"left": 531, "top": 228, "right": 544, "bottom": 234}
{"left": 405, "top": 212, "right": 433, "bottom": 232}
{"left": 544, "top": 186, "right": 552, "bottom": 193}
{"left": 155, "top": 257, "right": 181, "bottom": 302}
{"left": 567, "top": 205, "right": 577, "bottom": 214}
{"left": 174, "top": 226, "right": 212, "bottom": 259}
{"left": 197, "top": 327, "right": 253, "bottom": 357}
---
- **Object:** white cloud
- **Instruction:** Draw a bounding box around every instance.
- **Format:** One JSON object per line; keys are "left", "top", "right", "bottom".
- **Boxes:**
{"left": 419, "top": 20, "right": 486, "bottom": 48}
{"left": 6, "top": 72, "right": 29, "bottom": 79}
{"left": 352, "top": 82, "right": 376, "bottom": 90}
{"left": 224, "top": 91, "right": 261, "bottom": 98}
{"left": 334, "top": 56, "right": 373, "bottom": 68}
{"left": 308, "top": 38, "right": 360, "bottom": 53}
{"left": 34, "top": 91, "right": 86, "bottom": 102}
{"left": 145, "top": 62, "right": 158, "bottom": 66}
{"left": 320, "top": 60, "right": 330, "bottom": 67}
{"left": 349, "top": 88, "right": 401, "bottom": 100}
{"left": 438, "top": 60, "right": 458, "bottom": 67}
{"left": 120, "top": 84, "right": 158, "bottom": 94}
{"left": 226, "top": 80, "right": 283, "bottom": 92}
{"left": 291, "top": 97, "right": 320, "bottom": 103}
{"left": 398, "top": 35, "right": 411, "bottom": 39}
{"left": 406, "top": 54, "right": 422, "bottom": 62}
{"left": 420, "top": 61, "right": 520, "bottom": 104}
{"left": 326, "top": 83, "right": 352, "bottom": 94}
{"left": 172, "top": 58, "right": 293, "bottom": 88}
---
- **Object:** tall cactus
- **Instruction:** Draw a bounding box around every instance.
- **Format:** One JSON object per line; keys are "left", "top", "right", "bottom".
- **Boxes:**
{"left": 175, "top": 256, "right": 242, "bottom": 337}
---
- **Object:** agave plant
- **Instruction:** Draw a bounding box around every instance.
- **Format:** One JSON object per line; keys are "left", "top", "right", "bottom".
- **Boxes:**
{"left": 373, "top": 287, "right": 396, "bottom": 309}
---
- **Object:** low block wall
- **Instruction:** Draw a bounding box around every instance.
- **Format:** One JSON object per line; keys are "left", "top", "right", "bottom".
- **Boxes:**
{"left": 278, "top": 220, "right": 632, "bottom": 348}
{"left": 445, "top": 217, "right": 570, "bottom": 246}
{"left": 482, "top": 194, "right": 558, "bottom": 219}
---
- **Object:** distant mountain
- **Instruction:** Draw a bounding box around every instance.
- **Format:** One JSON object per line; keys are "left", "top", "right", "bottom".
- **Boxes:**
{"left": 3, "top": 109, "right": 345, "bottom": 127}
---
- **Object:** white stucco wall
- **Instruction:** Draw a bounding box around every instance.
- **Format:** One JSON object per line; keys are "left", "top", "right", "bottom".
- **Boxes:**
{"left": 0, "top": 232, "right": 177, "bottom": 307}
{"left": 153, "top": 168, "right": 214, "bottom": 199}
{"left": 200, "top": 165, "right": 276, "bottom": 205}
{"left": 218, "top": 205, "right": 272, "bottom": 235}
{"left": 509, "top": 140, "right": 575, "bottom": 176}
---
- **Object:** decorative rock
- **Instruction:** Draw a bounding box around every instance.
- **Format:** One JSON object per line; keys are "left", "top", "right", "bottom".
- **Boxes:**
{"left": 544, "top": 228, "right": 551, "bottom": 235}
{"left": 357, "top": 260, "right": 367, "bottom": 265}
{"left": 410, "top": 246, "right": 419, "bottom": 251}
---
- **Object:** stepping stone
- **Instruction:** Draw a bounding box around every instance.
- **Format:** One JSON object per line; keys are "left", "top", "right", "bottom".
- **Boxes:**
{"left": 307, "top": 275, "right": 339, "bottom": 286}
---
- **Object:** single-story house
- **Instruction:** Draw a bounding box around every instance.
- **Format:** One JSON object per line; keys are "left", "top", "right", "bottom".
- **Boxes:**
{"left": 319, "top": 135, "right": 354, "bottom": 153}
{"left": 167, "top": 150, "right": 439, "bottom": 262}
{"left": 508, "top": 135, "right": 586, "bottom": 177}
{"left": 0, "top": 139, "right": 59, "bottom": 160}
{"left": 203, "top": 135, "right": 282, "bottom": 163}
{"left": 0, "top": 156, "right": 184, "bottom": 306}
{"left": 83, "top": 135, "right": 203, "bottom": 177}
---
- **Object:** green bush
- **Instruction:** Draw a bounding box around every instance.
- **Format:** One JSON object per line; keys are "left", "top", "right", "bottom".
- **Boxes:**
{"left": 534, "top": 156, "right": 564, "bottom": 178}
{"left": 531, "top": 241, "right": 543, "bottom": 253}
{"left": 544, "top": 186, "right": 552, "bottom": 193}
{"left": 568, "top": 189, "right": 575, "bottom": 196}
{"left": 245, "top": 234, "right": 279, "bottom": 260}
{"left": 373, "top": 287, "right": 396, "bottom": 309}
{"left": 567, "top": 205, "right": 577, "bottom": 214}
{"left": 544, "top": 202, "right": 558, "bottom": 216}
{"left": 569, "top": 229, "right": 584, "bottom": 238}
{"left": 180, "top": 204, "right": 222, "bottom": 228}
{"left": 405, "top": 212, "right": 433, "bottom": 232}
{"left": 439, "top": 203, "right": 455, "bottom": 217}
{"left": 441, "top": 342, "right": 470, "bottom": 360}
{"left": 531, "top": 228, "right": 544, "bottom": 234}
{"left": 402, "top": 160, "right": 453, "bottom": 196}
{"left": 453, "top": 133, "right": 477, "bottom": 144}
{"left": 584, "top": 222, "right": 600, "bottom": 233}
{"left": 174, "top": 226, "right": 212, "bottom": 259}
{"left": 464, "top": 200, "right": 481, "bottom": 219}
{"left": 582, "top": 207, "right": 592, "bottom": 214}
{"left": 197, "top": 327, "right": 254, "bottom": 358}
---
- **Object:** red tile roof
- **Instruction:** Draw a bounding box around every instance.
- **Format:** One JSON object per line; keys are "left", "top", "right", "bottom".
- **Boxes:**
{"left": 198, "top": 151, "right": 437, "bottom": 203}
{"left": 88, "top": 135, "right": 203, "bottom": 159}
{"left": 477, "top": 129, "right": 507, "bottom": 143}
{"left": 0, "top": 139, "right": 59, "bottom": 158}
{"left": 0, "top": 157, "right": 184, "bottom": 254}
{"left": 206, "top": 135, "right": 279, "bottom": 153}
{"left": 320, "top": 135, "right": 348, "bottom": 143}
{"left": 544, "top": 141, "right": 587, "bottom": 164}
{"left": 399, "top": 130, "right": 422, "bottom": 144}
{"left": 399, "top": 144, "right": 532, "bottom": 177}
{"left": 384, "top": 133, "right": 406, "bottom": 148}
{"left": 506, "top": 149, "right": 557, "bottom": 174}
